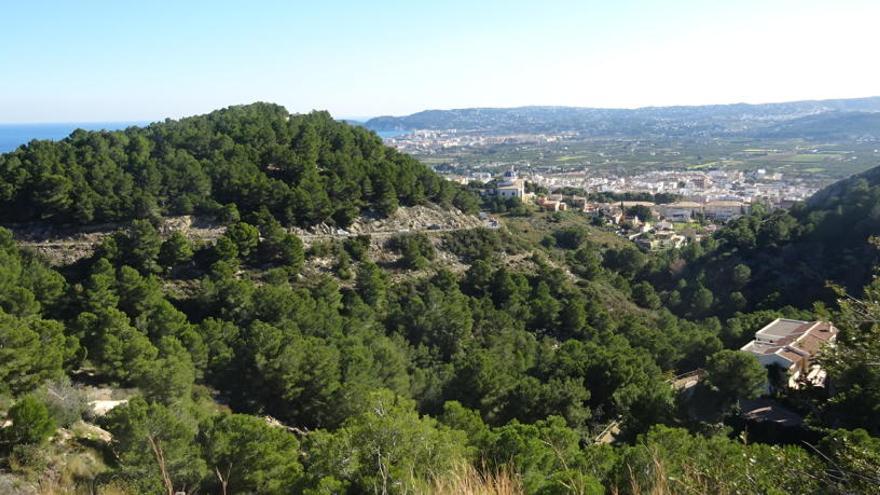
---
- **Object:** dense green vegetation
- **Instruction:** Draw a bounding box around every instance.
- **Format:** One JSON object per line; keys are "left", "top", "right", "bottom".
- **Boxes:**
{"left": 0, "top": 107, "right": 878, "bottom": 494}
{"left": 638, "top": 171, "right": 880, "bottom": 324}
{"left": 551, "top": 188, "right": 681, "bottom": 205}
{"left": 0, "top": 103, "right": 477, "bottom": 227}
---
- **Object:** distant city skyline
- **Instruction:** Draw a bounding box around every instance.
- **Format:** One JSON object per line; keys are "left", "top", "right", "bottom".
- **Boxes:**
{"left": 2, "top": 0, "right": 878, "bottom": 122}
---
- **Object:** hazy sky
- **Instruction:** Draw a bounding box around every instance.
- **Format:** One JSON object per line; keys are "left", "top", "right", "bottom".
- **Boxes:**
{"left": 2, "top": 0, "right": 878, "bottom": 122}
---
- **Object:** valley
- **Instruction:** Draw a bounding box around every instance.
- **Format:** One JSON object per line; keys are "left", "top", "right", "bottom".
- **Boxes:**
{"left": 5, "top": 1, "right": 880, "bottom": 493}
{"left": 0, "top": 103, "right": 877, "bottom": 495}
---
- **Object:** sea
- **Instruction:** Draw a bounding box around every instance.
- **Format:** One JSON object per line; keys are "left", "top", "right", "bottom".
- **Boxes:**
{"left": 376, "top": 129, "right": 410, "bottom": 139}
{"left": 0, "top": 122, "right": 148, "bottom": 153}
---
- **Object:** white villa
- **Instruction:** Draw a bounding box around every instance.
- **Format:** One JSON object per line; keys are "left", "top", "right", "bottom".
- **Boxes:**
{"left": 491, "top": 169, "right": 533, "bottom": 201}
{"left": 740, "top": 318, "right": 838, "bottom": 390}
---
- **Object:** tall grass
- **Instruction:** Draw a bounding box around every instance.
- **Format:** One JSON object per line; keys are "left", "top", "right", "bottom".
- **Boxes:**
{"left": 428, "top": 463, "right": 524, "bottom": 495}
{"left": 430, "top": 452, "right": 742, "bottom": 495}
{"left": 611, "top": 448, "right": 738, "bottom": 495}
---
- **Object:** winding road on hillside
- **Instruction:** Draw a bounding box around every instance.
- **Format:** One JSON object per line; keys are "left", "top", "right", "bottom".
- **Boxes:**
{"left": 9, "top": 215, "right": 500, "bottom": 265}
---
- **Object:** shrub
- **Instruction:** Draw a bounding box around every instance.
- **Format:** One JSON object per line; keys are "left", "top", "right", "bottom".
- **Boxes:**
{"left": 3, "top": 395, "right": 56, "bottom": 446}
{"left": 344, "top": 235, "right": 371, "bottom": 261}
{"left": 390, "top": 233, "right": 435, "bottom": 270}
{"left": 34, "top": 377, "right": 88, "bottom": 428}
{"left": 443, "top": 228, "right": 501, "bottom": 262}
{"left": 553, "top": 226, "right": 589, "bottom": 249}
{"left": 7, "top": 443, "right": 50, "bottom": 474}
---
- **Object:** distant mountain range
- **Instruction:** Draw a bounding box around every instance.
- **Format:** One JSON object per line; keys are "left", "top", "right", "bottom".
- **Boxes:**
{"left": 364, "top": 97, "right": 880, "bottom": 139}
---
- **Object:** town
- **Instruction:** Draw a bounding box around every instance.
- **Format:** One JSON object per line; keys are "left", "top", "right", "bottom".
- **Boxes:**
{"left": 380, "top": 126, "right": 877, "bottom": 215}
{"left": 469, "top": 167, "right": 794, "bottom": 251}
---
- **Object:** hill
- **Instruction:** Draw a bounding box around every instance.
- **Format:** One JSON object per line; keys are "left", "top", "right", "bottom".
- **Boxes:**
{"left": 809, "top": 157, "right": 880, "bottom": 207}
{"left": 364, "top": 96, "right": 880, "bottom": 137}
{"left": 0, "top": 103, "right": 478, "bottom": 227}
{"left": 0, "top": 104, "right": 878, "bottom": 494}
{"left": 643, "top": 161, "right": 880, "bottom": 322}
{"left": 748, "top": 111, "right": 880, "bottom": 140}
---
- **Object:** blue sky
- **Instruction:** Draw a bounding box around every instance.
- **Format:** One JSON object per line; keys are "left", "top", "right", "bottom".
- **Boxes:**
{"left": 1, "top": 0, "right": 878, "bottom": 122}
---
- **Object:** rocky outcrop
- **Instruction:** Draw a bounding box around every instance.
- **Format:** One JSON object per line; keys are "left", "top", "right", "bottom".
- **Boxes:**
{"left": 7, "top": 206, "right": 485, "bottom": 265}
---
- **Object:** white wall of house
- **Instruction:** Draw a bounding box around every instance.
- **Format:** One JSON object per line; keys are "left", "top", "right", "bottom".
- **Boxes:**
{"left": 756, "top": 352, "right": 794, "bottom": 370}
{"left": 497, "top": 188, "right": 522, "bottom": 198}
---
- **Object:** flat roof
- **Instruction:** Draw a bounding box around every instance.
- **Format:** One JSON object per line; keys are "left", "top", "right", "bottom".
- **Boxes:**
{"left": 756, "top": 318, "right": 811, "bottom": 339}
{"left": 663, "top": 201, "right": 703, "bottom": 208}
{"left": 742, "top": 319, "right": 838, "bottom": 364}
{"left": 741, "top": 340, "right": 794, "bottom": 359}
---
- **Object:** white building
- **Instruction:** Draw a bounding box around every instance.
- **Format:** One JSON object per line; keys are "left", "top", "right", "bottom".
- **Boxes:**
{"left": 492, "top": 169, "right": 529, "bottom": 200}
{"left": 657, "top": 201, "right": 703, "bottom": 221}
{"left": 740, "top": 319, "right": 838, "bottom": 390}
{"left": 704, "top": 201, "right": 747, "bottom": 221}
{"left": 655, "top": 200, "right": 748, "bottom": 222}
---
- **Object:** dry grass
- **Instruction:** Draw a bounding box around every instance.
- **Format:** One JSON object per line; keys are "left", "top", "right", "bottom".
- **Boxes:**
{"left": 610, "top": 448, "right": 737, "bottom": 495}
{"left": 427, "top": 463, "right": 524, "bottom": 495}
{"left": 8, "top": 447, "right": 110, "bottom": 495}
{"left": 427, "top": 453, "right": 716, "bottom": 495}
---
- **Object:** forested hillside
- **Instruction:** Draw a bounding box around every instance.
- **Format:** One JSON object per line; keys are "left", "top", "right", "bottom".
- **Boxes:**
{"left": 641, "top": 164, "right": 880, "bottom": 322}
{"left": 0, "top": 103, "right": 477, "bottom": 227}
{"left": 0, "top": 107, "right": 878, "bottom": 494}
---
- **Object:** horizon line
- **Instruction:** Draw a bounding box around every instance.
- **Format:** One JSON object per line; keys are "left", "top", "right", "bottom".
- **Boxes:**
{"left": 2, "top": 94, "right": 879, "bottom": 125}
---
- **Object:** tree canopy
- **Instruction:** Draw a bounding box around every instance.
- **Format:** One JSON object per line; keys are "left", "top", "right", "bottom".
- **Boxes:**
{"left": 0, "top": 104, "right": 478, "bottom": 227}
{"left": 0, "top": 105, "right": 879, "bottom": 494}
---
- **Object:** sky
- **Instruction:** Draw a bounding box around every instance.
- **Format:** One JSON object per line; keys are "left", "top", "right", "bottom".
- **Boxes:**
{"left": 1, "top": 0, "right": 878, "bottom": 122}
